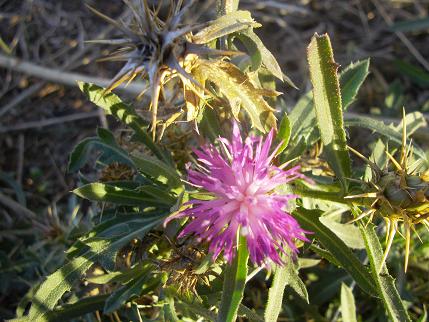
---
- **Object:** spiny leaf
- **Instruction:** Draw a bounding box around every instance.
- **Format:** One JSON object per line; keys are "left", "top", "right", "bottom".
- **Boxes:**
{"left": 264, "top": 256, "right": 308, "bottom": 322}
{"left": 23, "top": 213, "right": 164, "bottom": 321}
{"left": 43, "top": 295, "right": 108, "bottom": 322}
{"left": 196, "top": 60, "right": 277, "bottom": 133}
{"left": 238, "top": 304, "right": 264, "bottom": 322}
{"left": 340, "top": 59, "right": 370, "bottom": 110}
{"left": 68, "top": 134, "right": 132, "bottom": 173}
{"left": 286, "top": 59, "right": 369, "bottom": 160}
{"left": 359, "top": 223, "right": 411, "bottom": 322}
{"left": 307, "top": 33, "right": 351, "bottom": 191}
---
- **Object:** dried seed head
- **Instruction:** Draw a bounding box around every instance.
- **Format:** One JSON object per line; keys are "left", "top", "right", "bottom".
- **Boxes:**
{"left": 100, "top": 162, "right": 134, "bottom": 182}
{"left": 159, "top": 240, "right": 212, "bottom": 296}
{"left": 88, "top": 0, "right": 238, "bottom": 138}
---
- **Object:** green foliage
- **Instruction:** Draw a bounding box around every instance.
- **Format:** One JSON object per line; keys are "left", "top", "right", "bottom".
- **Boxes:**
{"left": 286, "top": 58, "right": 370, "bottom": 160}
{"left": 73, "top": 182, "right": 175, "bottom": 207}
{"left": 265, "top": 255, "right": 308, "bottom": 322}
{"left": 10, "top": 2, "right": 428, "bottom": 321}
{"left": 294, "top": 208, "right": 377, "bottom": 297}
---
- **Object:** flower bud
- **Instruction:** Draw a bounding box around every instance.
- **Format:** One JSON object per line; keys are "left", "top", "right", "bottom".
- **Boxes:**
{"left": 384, "top": 184, "right": 412, "bottom": 208}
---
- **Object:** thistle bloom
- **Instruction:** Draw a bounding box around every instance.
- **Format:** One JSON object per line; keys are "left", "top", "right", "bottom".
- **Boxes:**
{"left": 168, "top": 122, "right": 309, "bottom": 266}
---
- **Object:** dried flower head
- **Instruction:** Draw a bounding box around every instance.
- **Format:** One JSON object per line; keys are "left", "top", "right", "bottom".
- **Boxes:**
{"left": 347, "top": 111, "right": 429, "bottom": 272}
{"left": 100, "top": 162, "right": 134, "bottom": 182}
{"left": 88, "top": 0, "right": 250, "bottom": 137}
{"left": 159, "top": 238, "right": 212, "bottom": 296}
{"left": 166, "top": 122, "right": 309, "bottom": 266}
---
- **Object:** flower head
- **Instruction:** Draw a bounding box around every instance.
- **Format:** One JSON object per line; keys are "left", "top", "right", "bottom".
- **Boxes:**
{"left": 169, "top": 122, "right": 309, "bottom": 266}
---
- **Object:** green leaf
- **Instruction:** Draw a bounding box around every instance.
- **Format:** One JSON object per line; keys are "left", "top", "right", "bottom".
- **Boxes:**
{"left": 340, "top": 59, "right": 370, "bottom": 110}
{"left": 44, "top": 295, "right": 108, "bottom": 322}
{"left": 193, "top": 11, "right": 259, "bottom": 44}
{"left": 87, "top": 262, "right": 151, "bottom": 285}
{"left": 198, "top": 106, "right": 222, "bottom": 142}
{"left": 237, "top": 30, "right": 288, "bottom": 83}
{"left": 287, "top": 92, "right": 315, "bottom": 146}
{"left": 394, "top": 60, "right": 429, "bottom": 87}
{"left": 24, "top": 213, "right": 164, "bottom": 321}
{"left": 196, "top": 60, "right": 277, "bottom": 133}
{"left": 417, "top": 305, "right": 427, "bottom": 322}
{"left": 176, "top": 299, "right": 217, "bottom": 321}
{"left": 238, "top": 304, "right": 264, "bottom": 322}
{"left": 294, "top": 208, "right": 377, "bottom": 297}
{"left": 286, "top": 59, "right": 369, "bottom": 161}
{"left": 68, "top": 136, "right": 131, "bottom": 172}
{"left": 104, "top": 265, "right": 159, "bottom": 314}
{"left": 319, "top": 216, "right": 365, "bottom": 249}
{"left": 163, "top": 295, "right": 180, "bottom": 322}
{"left": 78, "top": 82, "right": 168, "bottom": 163}
{"left": 307, "top": 33, "right": 351, "bottom": 191}
{"left": 359, "top": 223, "right": 411, "bottom": 322}
{"left": 131, "top": 153, "right": 182, "bottom": 190}
{"left": 264, "top": 256, "right": 308, "bottom": 322}
{"left": 275, "top": 113, "right": 292, "bottom": 156}
{"left": 217, "top": 235, "right": 249, "bottom": 322}
{"left": 236, "top": 32, "right": 262, "bottom": 72}
{"left": 341, "top": 283, "right": 357, "bottom": 322}
{"left": 73, "top": 182, "right": 175, "bottom": 207}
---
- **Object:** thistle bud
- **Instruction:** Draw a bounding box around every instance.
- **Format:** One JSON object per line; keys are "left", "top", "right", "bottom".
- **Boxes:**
{"left": 384, "top": 184, "right": 412, "bottom": 208}
{"left": 347, "top": 121, "right": 429, "bottom": 272}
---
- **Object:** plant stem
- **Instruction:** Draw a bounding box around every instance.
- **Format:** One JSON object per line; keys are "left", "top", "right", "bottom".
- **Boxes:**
{"left": 217, "top": 234, "right": 249, "bottom": 322}
{"left": 216, "top": 0, "right": 240, "bottom": 50}
{"left": 217, "top": 0, "right": 239, "bottom": 16}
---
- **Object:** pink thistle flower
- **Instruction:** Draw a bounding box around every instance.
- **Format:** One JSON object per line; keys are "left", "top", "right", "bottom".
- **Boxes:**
{"left": 168, "top": 122, "right": 310, "bottom": 266}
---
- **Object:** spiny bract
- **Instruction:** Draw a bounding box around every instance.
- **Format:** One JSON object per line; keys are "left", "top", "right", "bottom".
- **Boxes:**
{"left": 347, "top": 112, "right": 429, "bottom": 272}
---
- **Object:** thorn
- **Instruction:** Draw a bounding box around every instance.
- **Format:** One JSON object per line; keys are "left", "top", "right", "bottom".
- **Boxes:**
{"left": 385, "top": 150, "right": 403, "bottom": 172}
{"left": 404, "top": 218, "right": 411, "bottom": 272}
{"left": 345, "top": 192, "right": 379, "bottom": 199}
{"left": 348, "top": 145, "right": 380, "bottom": 171}
{"left": 400, "top": 107, "right": 407, "bottom": 168}
{"left": 346, "top": 209, "right": 375, "bottom": 224}
{"left": 379, "top": 219, "right": 397, "bottom": 274}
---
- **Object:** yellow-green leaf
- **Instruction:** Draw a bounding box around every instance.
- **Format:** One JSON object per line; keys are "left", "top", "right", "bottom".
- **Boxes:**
{"left": 195, "top": 60, "right": 276, "bottom": 132}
